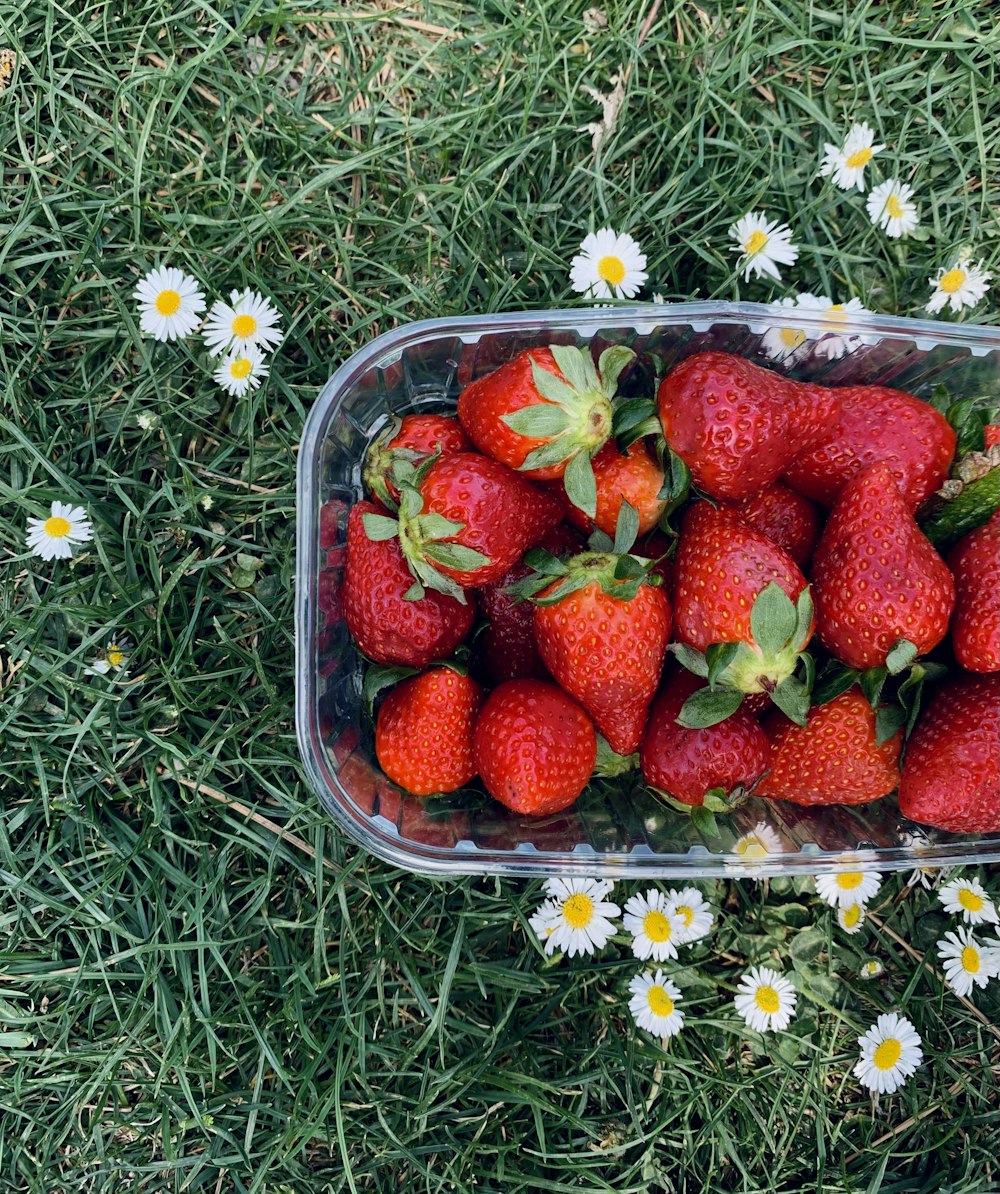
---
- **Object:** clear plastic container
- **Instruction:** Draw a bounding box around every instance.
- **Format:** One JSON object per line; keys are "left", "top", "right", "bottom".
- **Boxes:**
{"left": 295, "top": 301, "right": 1000, "bottom": 878}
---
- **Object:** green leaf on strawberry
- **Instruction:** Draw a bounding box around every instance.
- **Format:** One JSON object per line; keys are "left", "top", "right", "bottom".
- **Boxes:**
{"left": 676, "top": 685, "right": 745, "bottom": 728}
{"left": 563, "top": 448, "right": 599, "bottom": 520}
{"left": 885, "top": 637, "right": 919, "bottom": 675}
{"left": 811, "top": 661, "right": 860, "bottom": 705}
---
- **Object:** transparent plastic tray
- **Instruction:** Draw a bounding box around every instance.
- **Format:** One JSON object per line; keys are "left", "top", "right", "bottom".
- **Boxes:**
{"left": 295, "top": 302, "right": 1000, "bottom": 878}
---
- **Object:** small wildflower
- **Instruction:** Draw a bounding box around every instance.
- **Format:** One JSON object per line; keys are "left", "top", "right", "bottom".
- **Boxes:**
{"left": 213, "top": 343, "right": 270, "bottom": 396}
{"left": 734, "top": 966, "right": 797, "bottom": 1034}
{"left": 732, "top": 821, "right": 784, "bottom": 861}
{"left": 926, "top": 258, "right": 991, "bottom": 315}
{"left": 859, "top": 959, "right": 884, "bottom": 981}
{"left": 937, "top": 928, "right": 994, "bottom": 998}
{"left": 854, "top": 1012, "right": 923, "bottom": 1095}
{"left": 623, "top": 889, "right": 685, "bottom": 962}
{"left": 837, "top": 902, "right": 867, "bottom": 935}
{"left": 199, "top": 495, "right": 214, "bottom": 512}
{"left": 202, "top": 289, "right": 283, "bottom": 357}
{"left": 136, "top": 412, "right": 159, "bottom": 431}
{"left": 938, "top": 876, "right": 998, "bottom": 926}
{"left": 664, "top": 887, "right": 714, "bottom": 945}
{"left": 25, "top": 501, "right": 94, "bottom": 561}
{"left": 536, "top": 878, "right": 620, "bottom": 957}
{"left": 0, "top": 48, "right": 17, "bottom": 93}
{"left": 866, "top": 179, "right": 919, "bottom": 239}
{"left": 133, "top": 266, "right": 205, "bottom": 342}
{"left": 729, "top": 212, "right": 799, "bottom": 283}
{"left": 795, "top": 292, "right": 874, "bottom": 360}
{"left": 814, "top": 869, "right": 882, "bottom": 910}
{"left": 628, "top": 970, "right": 685, "bottom": 1038}
{"left": 819, "top": 121, "right": 885, "bottom": 192}
{"left": 528, "top": 899, "right": 561, "bottom": 944}
{"left": 84, "top": 636, "right": 131, "bottom": 677}
{"left": 569, "top": 227, "right": 648, "bottom": 300}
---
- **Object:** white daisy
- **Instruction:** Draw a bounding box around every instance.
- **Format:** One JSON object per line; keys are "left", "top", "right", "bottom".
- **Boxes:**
{"left": 837, "top": 902, "right": 867, "bottom": 935}
{"left": 937, "top": 928, "right": 994, "bottom": 998}
{"left": 202, "top": 289, "right": 283, "bottom": 357}
{"left": 538, "top": 878, "right": 621, "bottom": 958}
{"left": 814, "top": 869, "right": 882, "bottom": 910}
{"left": 664, "top": 887, "right": 714, "bottom": 945}
{"left": 25, "top": 501, "right": 94, "bottom": 561}
{"left": 84, "top": 636, "right": 131, "bottom": 677}
{"left": 854, "top": 1012, "right": 923, "bottom": 1095}
{"left": 569, "top": 227, "right": 648, "bottom": 300}
{"left": 866, "top": 179, "right": 919, "bottom": 239}
{"left": 734, "top": 965, "right": 797, "bottom": 1034}
{"left": 213, "top": 343, "right": 270, "bottom": 396}
{"left": 731, "top": 821, "right": 784, "bottom": 862}
{"left": 729, "top": 212, "right": 799, "bottom": 283}
{"left": 818, "top": 121, "right": 885, "bottom": 192}
{"left": 623, "top": 889, "right": 686, "bottom": 962}
{"left": 938, "top": 876, "right": 998, "bottom": 926}
{"left": 628, "top": 970, "right": 685, "bottom": 1039}
{"left": 133, "top": 266, "right": 205, "bottom": 342}
{"left": 760, "top": 297, "right": 808, "bottom": 362}
{"left": 795, "top": 292, "right": 874, "bottom": 360}
{"left": 528, "top": 898, "right": 561, "bottom": 944}
{"left": 136, "top": 412, "right": 159, "bottom": 431}
{"left": 859, "top": 959, "right": 884, "bottom": 981}
{"left": 926, "top": 259, "right": 991, "bottom": 315}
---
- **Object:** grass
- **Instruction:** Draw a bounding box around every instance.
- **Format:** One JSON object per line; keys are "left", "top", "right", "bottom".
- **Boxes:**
{"left": 2, "top": 0, "right": 1000, "bottom": 1189}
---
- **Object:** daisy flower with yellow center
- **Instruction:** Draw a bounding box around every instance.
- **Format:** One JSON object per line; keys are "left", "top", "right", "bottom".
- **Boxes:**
{"left": 664, "top": 887, "right": 714, "bottom": 945}
{"left": 937, "top": 928, "right": 994, "bottom": 998}
{"left": 133, "top": 266, "right": 205, "bottom": 342}
{"left": 628, "top": 970, "right": 685, "bottom": 1039}
{"left": 623, "top": 889, "right": 686, "bottom": 962}
{"left": 859, "top": 959, "right": 884, "bottom": 981}
{"left": 760, "top": 297, "right": 808, "bottom": 362}
{"left": 854, "top": 1012, "right": 922, "bottom": 1095}
{"left": 866, "top": 179, "right": 919, "bottom": 239}
{"left": 84, "top": 636, "right": 131, "bottom": 677}
{"left": 731, "top": 821, "right": 784, "bottom": 862}
{"left": 837, "top": 902, "right": 867, "bottom": 936}
{"left": 25, "top": 501, "right": 94, "bottom": 561}
{"left": 213, "top": 343, "right": 270, "bottom": 397}
{"left": 538, "top": 878, "right": 620, "bottom": 957}
{"left": 814, "top": 868, "right": 882, "bottom": 910}
{"left": 938, "top": 876, "right": 998, "bottom": 926}
{"left": 819, "top": 121, "right": 885, "bottom": 192}
{"left": 795, "top": 292, "right": 874, "bottom": 360}
{"left": 734, "top": 966, "right": 797, "bottom": 1034}
{"left": 569, "top": 227, "right": 648, "bottom": 300}
{"left": 729, "top": 212, "right": 799, "bottom": 283}
{"left": 202, "top": 289, "right": 283, "bottom": 357}
{"left": 926, "top": 258, "right": 991, "bottom": 315}
{"left": 528, "top": 898, "right": 561, "bottom": 943}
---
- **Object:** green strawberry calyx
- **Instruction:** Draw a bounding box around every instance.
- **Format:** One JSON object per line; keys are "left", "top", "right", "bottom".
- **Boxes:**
{"left": 504, "top": 344, "right": 636, "bottom": 519}
{"left": 361, "top": 416, "right": 422, "bottom": 513}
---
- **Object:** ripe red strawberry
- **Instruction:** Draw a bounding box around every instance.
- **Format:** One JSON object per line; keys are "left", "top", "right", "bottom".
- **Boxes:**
{"left": 343, "top": 501, "right": 475, "bottom": 666}
{"left": 474, "top": 679, "right": 597, "bottom": 814}
{"left": 947, "top": 509, "right": 1000, "bottom": 672}
{"left": 783, "top": 385, "right": 956, "bottom": 512}
{"left": 473, "top": 523, "right": 584, "bottom": 686}
{"left": 985, "top": 424, "right": 1000, "bottom": 450}
{"left": 656, "top": 351, "right": 843, "bottom": 500}
{"left": 729, "top": 481, "right": 822, "bottom": 568}
{"left": 533, "top": 553, "right": 671, "bottom": 754}
{"left": 363, "top": 453, "right": 564, "bottom": 599}
{"left": 363, "top": 413, "right": 471, "bottom": 509}
{"left": 375, "top": 667, "right": 484, "bottom": 796}
{"left": 897, "top": 673, "right": 1000, "bottom": 833}
{"left": 756, "top": 691, "right": 902, "bottom": 806}
{"left": 811, "top": 463, "right": 955, "bottom": 669}
{"left": 564, "top": 439, "right": 667, "bottom": 537}
{"left": 672, "top": 501, "right": 813, "bottom": 694}
{"left": 640, "top": 669, "right": 771, "bottom": 806}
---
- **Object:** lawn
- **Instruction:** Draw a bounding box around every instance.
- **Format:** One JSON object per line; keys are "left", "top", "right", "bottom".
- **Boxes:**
{"left": 1, "top": 0, "right": 999, "bottom": 1190}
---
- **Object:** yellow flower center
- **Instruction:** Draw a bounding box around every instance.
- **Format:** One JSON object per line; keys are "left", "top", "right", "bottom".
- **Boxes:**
{"left": 563, "top": 893, "right": 593, "bottom": 929}
{"left": 961, "top": 945, "right": 980, "bottom": 974}
{"left": 754, "top": 985, "right": 780, "bottom": 1014}
{"left": 232, "top": 313, "right": 257, "bottom": 338}
{"left": 43, "top": 516, "right": 71, "bottom": 538}
{"left": 643, "top": 910, "right": 673, "bottom": 943}
{"left": 155, "top": 289, "right": 181, "bottom": 316}
{"left": 677, "top": 905, "right": 694, "bottom": 927}
{"left": 886, "top": 194, "right": 905, "bottom": 219}
{"left": 825, "top": 303, "right": 848, "bottom": 322}
{"left": 845, "top": 146, "right": 873, "bottom": 169}
{"left": 779, "top": 328, "right": 806, "bottom": 348}
{"left": 647, "top": 986, "right": 674, "bottom": 1017}
{"left": 745, "top": 230, "right": 768, "bottom": 256}
{"left": 957, "top": 887, "right": 984, "bottom": 912}
{"left": 106, "top": 646, "right": 125, "bottom": 668}
{"left": 873, "top": 1038, "right": 902, "bottom": 1071}
{"left": 229, "top": 357, "right": 253, "bottom": 379}
{"left": 939, "top": 268, "right": 967, "bottom": 294}
{"left": 843, "top": 904, "right": 862, "bottom": 928}
{"left": 837, "top": 872, "right": 863, "bottom": 891}
{"left": 736, "top": 836, "right": 768, "bottom": 860}
{"left": 597, "top": 255, "right": 626, "bottom": 286}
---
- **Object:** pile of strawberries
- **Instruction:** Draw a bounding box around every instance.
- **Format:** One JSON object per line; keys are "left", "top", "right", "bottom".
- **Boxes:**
{"left": 330, "top": 341, "right": 1000, "bottom": 836}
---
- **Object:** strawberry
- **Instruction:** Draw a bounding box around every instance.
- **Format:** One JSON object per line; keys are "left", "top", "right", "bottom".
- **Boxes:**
{"left": 640, "top": 668, "right": 771, "bottom": 806}
{"left": 473, "top": 679, "right": 597, "bottom": 815}
{"left": 985, "top": 424, "right": 1000, "bottom": 450}
{"left": 811, "top": 463, "right": 955, "bottom": 669}
{"left": 564, "top": 439, "right": 667, "bottom": 537}
{"left": 343, "top": 501, "right": 475, "bottom": 666}
{"left": 656, "top": 351, "right": 843, "bottom": 500}
{"left": 457, "top": 343, "right": 634, "bottom": 517}
{"left": 897, "top": 673, "right": 1000, "bottom": 833}
{"left": 756, "top": 691, "right": 902, "bottom": 806}
{"left": 362, "top": 452, "right": 564, "bottom": 600}
{"left": 473, "top": 523, "right": 584, "bottom": 686}
{"left": 363, "top": 413, "right": 471, "bottom": 510}
{"left": 729, "top": 481, "right": 822, "bottom": 568}
{"left": 947, "top": 509, "right": 1000, "bottom": 672}
{"left": 783, "top": 384, "right": 956, "bottom": 512}
{"left": 375, "top": 667, "right": 484, "bottom": 796}
{"left": 672, "top": 501, "right": 814, "bottom": 699}
{"left": 532, "top": 550, "right": 671, "bottom": 754}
